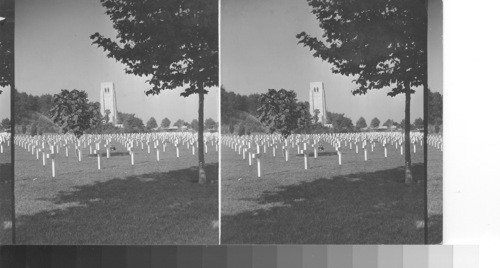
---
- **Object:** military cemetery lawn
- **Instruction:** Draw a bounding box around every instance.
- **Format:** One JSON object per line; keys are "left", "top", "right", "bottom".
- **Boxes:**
{"left": 427, "top": 139, "right": 443, "bottom": 244}
{"left": 14, "top": 140, "right": 218, "bottom": 244}
{"left": 0, "top": 144, "right": 12, "bottom": 244}
{"left": 221, "top": 135, "right": 442, "bottom": 244}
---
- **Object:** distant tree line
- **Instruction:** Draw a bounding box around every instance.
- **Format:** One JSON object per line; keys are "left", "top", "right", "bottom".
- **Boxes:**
{"left": 117, "top": 113, "right": 217, "bottom": 133}
{"left": 222, "top": 87, "right": 441, "bottom": 136}
{"left": 14, "top": 89, "right": 218, "bottom": 136}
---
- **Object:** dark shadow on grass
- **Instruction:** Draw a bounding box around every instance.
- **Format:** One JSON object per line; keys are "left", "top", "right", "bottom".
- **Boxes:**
{"left": 15, "top": 163, "right": 219, "bottom": 245}
{"left": 222, "top": 164, "right": 441, "bottom": 244}
{"left": 0, "top": 163, "right": 11, "bottom": 183}
{"left": 0, "top": 163, "right": 13, "bottom": 244}
{"left": 295, "top": 151, "right": 338, "bottom": 157}
{"left": 87, "top": 151, "right": 132, "bottom": 157}
{"left": 428, "top": 214, "right": 443, "bottom": 244}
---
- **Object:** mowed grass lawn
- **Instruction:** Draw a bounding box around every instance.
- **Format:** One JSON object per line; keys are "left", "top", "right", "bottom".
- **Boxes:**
{"left": 0, "top": 145, "right": 12, "bottom": 245}
{"left": 221, "top": 139, "right": 442, "bottom": 244}
{"left": 15, "top": 141, "right": 218, "bottom": 244}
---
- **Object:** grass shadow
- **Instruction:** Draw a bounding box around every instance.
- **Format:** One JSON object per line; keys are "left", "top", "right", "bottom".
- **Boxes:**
{"left": 15, "top": 163, "right": 218, "bottom": 245}
{"left": 428, "top": 214, "right": 443, "bottom": 244}
{"left": 222, "top": 164, "right": 441, "bottom": 244}
{"left": 0, "top": 162, "right": 13, "bottom": 244}
{"left": 295, "top": 151, "right": 338, "bottom": 157}
{"left": 88, "top": 151, "right": 132, "bottom": 157}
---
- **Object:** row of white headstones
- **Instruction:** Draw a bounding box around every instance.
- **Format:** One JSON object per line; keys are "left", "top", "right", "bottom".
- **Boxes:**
{"left": 0, "top": 134, "right": 11, "bottom": 154}
{"left": 222, "top": 132, "right": 443, "bottom": 178}
{"left": 15, "top": 132, "right": 219, "bottom": 178}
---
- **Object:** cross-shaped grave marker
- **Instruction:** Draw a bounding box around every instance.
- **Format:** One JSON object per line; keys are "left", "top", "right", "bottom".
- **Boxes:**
{"left": 155, "top": 144, "right": 160, "bottom": 161}
{"left": 104, "top": 143, "right": 113, "bottom": 159}
{"left": 48, "top": 151, "right": 56, "bottom": 178}
{"left": 75, "top": 144, "right": 83, "bottom": 162}
{"left": 254, "top": 152, "right": 262, "bottom": 177}
{"left": 283, "top": 144, "right": 290, "bottom": 162}
{"left": 129, "top": 147, "right": 135, "bottom": 165}
{"left": 312, "top": 143, "right": 320, "bottom": 159}
{"left": 301, "top": 149, "right": 309, "bottom": 169}
{"left": 64, "top": 143, "right": 69, "bottom": 157}
{"left": 94, "top": 148, "right": 104, "bottom": 170}
{"left": 41, "top": 147, "right": 51, "bottom": 166}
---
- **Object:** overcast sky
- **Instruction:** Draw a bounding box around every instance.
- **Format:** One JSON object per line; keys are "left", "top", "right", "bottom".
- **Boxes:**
{"left": 222, "top": 0, "right": 442, "bottom": 123}
{"left": 15, "top": 0, "right": 218, "bottom": 124}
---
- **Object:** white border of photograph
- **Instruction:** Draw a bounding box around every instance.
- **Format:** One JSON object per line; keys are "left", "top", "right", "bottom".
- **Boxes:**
{"left": 443, "top": 0, "right": 500, "bottom": 267}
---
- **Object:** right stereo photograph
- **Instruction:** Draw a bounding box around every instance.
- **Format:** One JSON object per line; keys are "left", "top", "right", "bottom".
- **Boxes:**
{"left": 220, "top": 0, "right": 442, "bottom": 244}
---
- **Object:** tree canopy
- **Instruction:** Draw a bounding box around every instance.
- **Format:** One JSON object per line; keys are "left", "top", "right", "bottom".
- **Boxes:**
{"left": 370, "top": 117, "right": 381, "bottom": 128}
{"left": 356, "top": 117, "right": 367, "bottom": 130}
{"left": 1, "top": 118, "right": 10, "bottom": 131}
{"left": 312, "top": 109, "right": 321, "bottom": 125}
{"left": 91, "top": 0, "right": 218, "bottom": 96}
{"left": 14, "top": 90, "right": 61, "bottom": 135}
{"left": 297, "top": 0, "right": 427, "bottom": 183}
{"left": 118, "top": 112, "right": 145, "bottom": 133}
{"left": 174, "top": 119, "right": 185, "bottom": 129}
{"left": 15, "top": 90, "right": 53, "bottom": 124}
{"left": 296, "top": 102, "right": 312, "bottom": 133}
{"left": 146, "top": 117, "right": 158, "bottom": 130}
{"left": 191, "top": 119, "right": 199, "bottom": 131}
{"left": 297, "top": 0, "right": 427, "bottom": 97}
{"left": 326, "top": 112, "right": 354, "bottom": 132}
{"left": 221, "top": 87, "right": 260, "bottom": 123}
{"left": 103, "top": 109, "right": 111, "bottom": 124}
{"left": 161, "top": 117, "right": 171, "bottom": 128}
{"left": 0, "top": 0, "right": 14, "bottom": 94}
{"left": 400, "top": 119, "right": 407, "bottom": 130}
{"left": 428, "top": 89, "right": 442, "bottom": 126}
{"left": 257, "top": 89, "right": 309, "bottom": 138}
{"left": 124, "top": 117, "right": 145, "bottom": 133}
{"left": 50, "top": 89, "right": 101, "bottom": 138}
{"left": 221, "top": 86, "right": 264, "bottom": 134}
{"left": 91, "top": 0, "right": 218, "bottom": 184}
{"left": 204, "top": 118, "right": 217, "bottom": 130}
{"left": 413, "top": 117, "right": 424, "bottom": 129}
{"left": 383, "top": 119, "right": 394, "bottom": 128}
{"left": 237, "top": 122, "right": 246, "bottom": 136}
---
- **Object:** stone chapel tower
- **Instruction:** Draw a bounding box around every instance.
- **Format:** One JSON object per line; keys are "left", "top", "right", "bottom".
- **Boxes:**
{"left": 100, "top": 82, "right": 118, "bottom": 125}
{"left": 309, "top": 82, "right": 327, "bottom": 125}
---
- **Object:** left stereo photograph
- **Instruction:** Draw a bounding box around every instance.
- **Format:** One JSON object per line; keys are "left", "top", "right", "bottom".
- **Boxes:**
{"left": 11, "top": 0, "right": 219, "bottom": 244}
{"left": 0, "top": 0, "right": 14, "bottom": 245}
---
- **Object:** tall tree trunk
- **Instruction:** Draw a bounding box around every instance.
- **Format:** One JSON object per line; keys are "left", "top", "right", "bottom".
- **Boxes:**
{"left": 404, "top": 84, "right": 413, "bottom": 184}
{"left": 423, "top": 0, "right": 429, "bottom": 243}
{"left": 10, "top": 76, "right": 16, "bottom": 245}
{"left": 198, "top": 87, "right": 206, "bottom": 184}
{"left": 9, "top": 28, "right": 16, "bottom": 244}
